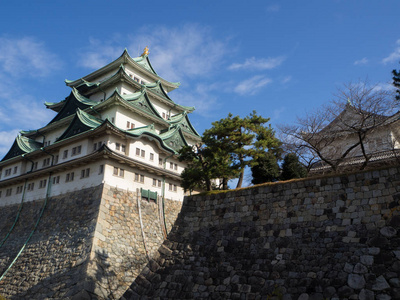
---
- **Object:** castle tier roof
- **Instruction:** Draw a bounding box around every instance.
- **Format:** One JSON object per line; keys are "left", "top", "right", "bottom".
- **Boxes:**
{"left": 47, "top": 88, "right": 98, "bottom": 125}
{"left": 166, "top": 112, "right": 201, "bottom": 139}
{"left": 69, "top": 65, "right": 194, "bottom": 113}
{"left": 56, "top": 108, "right": 103, "bottom": 141}
{"left": 1, "top": 135, "right": 43, "bottom": 162}
{"left": 65, "top": 49, "right": 180, "bottom": 93}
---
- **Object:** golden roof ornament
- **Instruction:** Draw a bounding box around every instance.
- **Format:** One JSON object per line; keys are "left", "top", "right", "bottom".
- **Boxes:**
{"left": 141, "top": 46, "right": 149, "bottom": 56}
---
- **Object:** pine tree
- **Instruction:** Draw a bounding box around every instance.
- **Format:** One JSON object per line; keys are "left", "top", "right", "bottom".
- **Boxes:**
{"left": 280, "top": 153, "right": 307, "bottom": 180}
{"left": 251, "top": 152, "right": 280, "bottom": 184}
{"left": 393, "top": 66, "right": 400, "bottom": 100}
{"left": 203, "top": 111, "right": 281, "bottom": 188}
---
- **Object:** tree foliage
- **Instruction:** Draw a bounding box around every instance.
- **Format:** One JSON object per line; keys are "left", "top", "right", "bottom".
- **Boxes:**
{"left": 250, "top": 152, "right": 280, "bottom": 184}
{"left": 179, "top": 111, "right": 281, "bottom": 191}
{"left": 280, "top": 153, "right": 307, "bottom": 180}
{"left": 393, "top": 64, "right": 400, "bottom": 100}
{"left": 203, "top": 111, "right": 281, "bottom": 188}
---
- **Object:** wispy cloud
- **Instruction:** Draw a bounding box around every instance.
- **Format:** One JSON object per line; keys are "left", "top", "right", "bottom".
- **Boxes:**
{"left": 131, "top": 24, "right": 228, "bottom": 80}
{"left": 0, "top": 36, "right": 61, "bottom": 77}
{"left": 78, "top": 39, "right": 123, "bottom": 70}
{"left": 281, "top": 76, "right": 292, "bottom": 84}
{"left": 234, "top": 75, "right": 272, "bottom": 95}
{"left": 354, "top": 57, "right": 368, "bottom": 66}
{"left": 228, "top": 56, "right": 286, "bottom": 71}
{"left": 266, "top": 5, "right": 280, "bottom": 12}
{"left": 382, "top": 39, "right": 400, "bottom": 64}
{"left": 78, "top": 24, "right": 229, "bottom": 82}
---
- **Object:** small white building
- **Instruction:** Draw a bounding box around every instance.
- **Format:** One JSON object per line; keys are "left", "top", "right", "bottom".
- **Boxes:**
{"left": 0, "top": 48, "right": 201, "bottom": 206}
{"left": 310, "top": 103, "right": 400, "bottom": 172}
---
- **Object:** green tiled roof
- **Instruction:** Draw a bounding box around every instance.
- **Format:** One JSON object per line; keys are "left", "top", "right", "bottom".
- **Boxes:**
{"left": 159, "top": 126, "right": 189, "bottom": 152}
{"left": 56, "top": 109, "right": 102, "bottom": 141}
{"left": 47, "top": 88, "right": 98, "bottom": 125}
{"left": 167, "top": 112, "right": 200, "bottom": 137}
{"left": 1, "top": 135, "right": 42, "bottom": 162}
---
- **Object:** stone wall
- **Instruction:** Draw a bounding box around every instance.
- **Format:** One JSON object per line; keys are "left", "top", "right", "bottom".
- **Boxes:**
{"left": 123, "top": 167, "right": 400, "bottom": 300}
{"left": 0, "top": 185, "right": 102, "bottom": 299}
{"left": 0, "top": 184, "right": 183, "bottom": 299}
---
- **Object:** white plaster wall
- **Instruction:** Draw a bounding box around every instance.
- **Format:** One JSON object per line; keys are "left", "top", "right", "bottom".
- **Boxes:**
{"left": 0, "top": 161, "right": 107, "bottom": 207}
{"left": 43, "top": 127, "right": 69, "bottom": 146}
{"left": 114, "top": 106, "right": 148, "bottom": 130}
{"left": 124, "top": 65, "right": 151, "bottom": 85}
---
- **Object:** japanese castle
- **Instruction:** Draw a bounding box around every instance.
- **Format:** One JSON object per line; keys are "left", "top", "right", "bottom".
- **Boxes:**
{"left": 0, "top": 48, "right": 201, "bottom": 206}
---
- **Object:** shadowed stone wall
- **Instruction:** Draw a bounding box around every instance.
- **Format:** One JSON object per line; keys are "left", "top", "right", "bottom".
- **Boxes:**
{"left": 123, "top": 167, "right": 400, "bottom": 300}
{"left": 0, "top": 184, "right": 183, "bottom": 299}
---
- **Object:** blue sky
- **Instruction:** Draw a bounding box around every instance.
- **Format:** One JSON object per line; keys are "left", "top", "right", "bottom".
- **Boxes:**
{"left": 1, "top": 1, "right": 400, "bottom": 159}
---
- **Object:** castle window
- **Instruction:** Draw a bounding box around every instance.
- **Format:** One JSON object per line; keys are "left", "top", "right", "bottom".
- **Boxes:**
{"left": 66, "top": 172, "right": 74, "bottom": 182}
{"left": 113, "top": 167, "right": 124, "bottom": 177}
{"left": 158, "top": 180, "right": 161, "bottom": 187}
{"left": 162, "top": 112, "right": 166, "bottom": 119}
{"left": 27, "top": 183, "right": 34, "bottom": 191}
{"left": 63, "top": 150, "right": 68, "bottom": 159}
{"left": 99, "top": 165, "right": 104, "bottom": 174}
{"left": 72, "top": 146, "right": 81, "bottom": 156}
{"left": 16, "top": 186, "right": 23, "bottom": 194}
{"left": 141, "top": 150, "right": 145, "bottom": 158}
{"left": 159, "top": 158, "right": 163, "bottom": 166}
{"left": 0, "top": 190, "right": 2, "bottom": 198}
{"left": 5, "top": 168, "right": 11, "bottom": 176}
{"left": 134, "top": 76, "right": 140, "bottom": 83}
{"left": 174, "top": 163, "right": 178, "bottom": 170}
{"left": 121, "top": 144, "right": 126, "bottom": 153}
{"left": 135, "top": 173, "right": 144, "bottom": 183}
{"left": 6, "top": 188, "right": 12, "bottom": 197}
{"left": 152, "top": 178, "right": 157, "bottom": 186}
{"left": 170, "top": 162, "right": 173, "bottom": 169}
{"left": 54, "top": 155, "right": 59, "bottom": 164}
{"left": 127, "top": 121, "right": 130, "bottom": 128}
{"left": 116, "top": 143, "right": 120, "bottom": 151}
{"left": 39, "top": 179, "right": 47, "bottom": 189}
{"left": 150, "top": 153, "right": 154, "bottom": 161}
{"left": 131, "top": 123, "right": 135, "bottom": 129}
{"left": 42, "top": 158, "right": 50, "bottom": 167}
{"left": 111, "top": 117, "right": 115, "bottom": 123}
{"left": 81, "top": 168, "right": 90, "bottom": 178}
{"left": 174, "top": 185, "right": 177, "bottom": 192}
{"left": 13, "top": 166, "right": 18, "bottom": 174}
{"left": 168, "top": 183, "right": 172, "bottom": 191}
{"left": 32, "top": 162, "right": 38, "bottom": 171}
{"left": 136, "top": 148, "right": 140, "bottom": 156}
{"left": 52, "top": 176, "right": 60, "bottom": 185}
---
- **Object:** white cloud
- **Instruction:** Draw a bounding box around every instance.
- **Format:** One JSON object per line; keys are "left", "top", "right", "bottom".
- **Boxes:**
{"left": 0, "top": 129, "right": 19, "bottom": 158}
{"left": 173, "top": 83, "right": 221, "bottom": 117}
{"left": 78, "top": 38, "right": 123, "bottom": 70}
{"left": 382, "top": 39, "right": 400, "bottom": 64}
{"left": 371, "top": 82, "right": 395, "bottom": 92}
{"left": 354, "top": 57, "right": 368, "bottom": 66}
{"left": 228, "top": 56, "right": 286, "bottom": 71}
{"left": 234, "top": 75, "right": 272, "bottom": 95}
{"left": 130, "top": 24, "right": 228, "bottom": 80}
{"left": 266, "top": 5, "right": 280, "bottom": 12}
{"left": 0, "top": 37, "right": 61, "bottom": 77}
{"left": 271, "top": 107, "right": 285, "bottom": 122}
{"left": 78, "top": 24, "right": 229, "bottom": 82}
{"left": 281, "top": 76, "right": 292, "bottom": 84}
